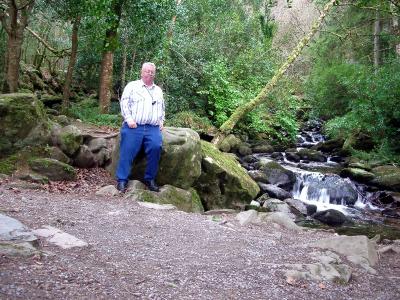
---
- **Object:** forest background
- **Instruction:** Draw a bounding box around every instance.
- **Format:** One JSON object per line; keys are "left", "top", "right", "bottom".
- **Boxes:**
{"left": 1, "top": 0, "right": 399, "bottom": 163}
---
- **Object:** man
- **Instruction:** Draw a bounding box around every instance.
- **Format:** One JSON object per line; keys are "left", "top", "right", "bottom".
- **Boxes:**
{"left": 116, "top": 62, "right": 165, "bottom": 192}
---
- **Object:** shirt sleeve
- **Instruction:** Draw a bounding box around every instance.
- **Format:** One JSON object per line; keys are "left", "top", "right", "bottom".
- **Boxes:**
{"left": 120, "top": 83, "right": 134, "bottom": 124}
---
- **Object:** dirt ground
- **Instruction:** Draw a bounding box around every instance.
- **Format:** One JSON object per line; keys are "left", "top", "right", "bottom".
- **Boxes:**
{"left": 1, "top": 170, "right": 400, "bottom": 300}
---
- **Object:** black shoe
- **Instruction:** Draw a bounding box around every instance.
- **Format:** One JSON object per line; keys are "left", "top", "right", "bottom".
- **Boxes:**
{"left": 117, "top": 181, "right": 127, "bottom": 192}
{"left": 144, "top": 180, "right": 160, "bottom": 192}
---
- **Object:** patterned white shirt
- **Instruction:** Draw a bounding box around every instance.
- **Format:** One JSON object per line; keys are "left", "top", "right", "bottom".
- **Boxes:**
{"left": 120, "top": 79, "right": 165, "bottom": 126}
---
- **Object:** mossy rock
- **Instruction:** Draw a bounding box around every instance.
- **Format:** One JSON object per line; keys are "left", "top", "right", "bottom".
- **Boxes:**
{"left": 340, "top": 168, "right": 375, "bottom": 183}
{"left": 54, "top": 125, "right": 83, "bottom": 157}
{"left": 28, "top": 158, "right": 76, "bottom": 181}
{"left": 298, "top": 148, "right": 326, "bottom": 162}
{"left": 108, "top": 127, "right": 202, "bottom": 190}
{"left": 127, "top": 185, "right": 204, "bottom": 213}
{"left": 371, "top": 165, "right": 400, "bottom": 192}
{"left": 0, "top": 93, "right": 49, "bottom": 157}
{"left": 194, "top": 141, "right": 259, "bottom": 210}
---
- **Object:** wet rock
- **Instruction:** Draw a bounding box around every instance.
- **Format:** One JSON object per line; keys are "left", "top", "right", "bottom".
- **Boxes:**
{"left": 313, "top": 209, "right": 349, "bottom": 226}
{"left": 298, "top": 149, "right": 327, "bottom": 162}
{"left": 258, "top": 183, "right": 291, "bottom": 200}
{"left": 285, "top": 151, "right": 300, "bottom": 162}
{"left": 311, "top": 138, "right": 344, "bottom": 153}
{"left": 252, "top": 143, "right": 274, "bottom": 153}
{"left": 340, "top": 168, "right": 375, "bottom": 183}
{"left": 306, "top": 204, "right": 317, "bottom": 216}
{"left": 259, "top": 161, "right": 296, "bottom": 191}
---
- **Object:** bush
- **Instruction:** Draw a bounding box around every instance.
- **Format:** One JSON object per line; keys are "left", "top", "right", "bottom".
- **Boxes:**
{"left": 67, "top": 98, "right": 122, "bottom": 128}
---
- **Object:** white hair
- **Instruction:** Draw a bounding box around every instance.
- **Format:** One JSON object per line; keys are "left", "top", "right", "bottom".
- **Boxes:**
{"left": 142, "top": 62, "right": 156, "bottom": 70}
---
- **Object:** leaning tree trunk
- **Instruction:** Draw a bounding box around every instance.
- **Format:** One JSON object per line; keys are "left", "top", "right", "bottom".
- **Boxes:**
{"left": 0, "top": 0, "right": 35, "bottom": 93}
{"left": 62, "top": 16, "right": 81, "bottom": 111}
{"left": 211, "top": 0, "right": 337, "bottom": 145}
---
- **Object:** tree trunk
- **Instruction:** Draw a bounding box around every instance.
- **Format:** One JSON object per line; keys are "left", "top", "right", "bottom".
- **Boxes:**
{"left": 211, "top": 0, "right": 337, "bottom": 145}
{"left": 99, "top": 51, "right": 114, "bottom": 113}
{"left": 1, "top": 0, "right": 35, "bottom": 93}
{"left": 391, "top": 3, "right": 400, "bottom": 56}
{"left": 98, "top": 0, "right": 124, "bottom": 113}
{"left": 373, "top": 10, "right": 381, "bottom": 69}
{"left": 62, "top": 16, "right": 81, "bottom": 111}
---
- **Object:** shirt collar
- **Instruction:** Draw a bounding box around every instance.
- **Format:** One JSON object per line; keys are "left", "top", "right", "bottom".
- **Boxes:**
{"left": 141, "top": 79, "right": 155, "bottom": 89}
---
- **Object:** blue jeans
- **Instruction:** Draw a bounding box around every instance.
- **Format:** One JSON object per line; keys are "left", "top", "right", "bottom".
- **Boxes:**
{"left": 116, "top": 123, "right": 162, "bottom": 183}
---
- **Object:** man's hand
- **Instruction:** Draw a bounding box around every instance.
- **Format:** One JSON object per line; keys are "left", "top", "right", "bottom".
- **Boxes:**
{"left": 127, "top": 120, "right": 137, "bottom": 128}
{"left": 159, "top": 121, "right": 164, "bottom": 131}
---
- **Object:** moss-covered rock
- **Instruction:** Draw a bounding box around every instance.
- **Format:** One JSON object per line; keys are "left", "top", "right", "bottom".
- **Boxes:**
{"left": 53, "top": 125, "right": 83, "bottom": 157}
{"left": 126, "top": 185, "right": 203, "bottom": 213}
{"left": 108, "top": 127, "right": 202, "bottom": 189}
{"left": 0, "top": 93, "right": 49, "bottom": 157}
{"left": 371, "top": 165, "right": 400, "bottom": 192}
{"left": 340, "top": 168, "right": 375, "bottom": 183}
{"left": 194, "top": 141, "right": 259, "bottom": 210}
{"left": 298, "top": 148, "right": 327, "bottom": 162}
{"left": 28, "top": 158, "right": 76, "bottom": 181}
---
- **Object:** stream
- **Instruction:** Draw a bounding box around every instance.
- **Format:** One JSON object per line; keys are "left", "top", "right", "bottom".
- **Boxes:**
{"left": 246, "top": 121, "right": 400, "bottom": 240}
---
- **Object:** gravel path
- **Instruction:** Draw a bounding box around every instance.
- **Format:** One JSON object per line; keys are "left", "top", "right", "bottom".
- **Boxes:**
{"left": 1, "top": 176, "right": 400, "bottom": 300}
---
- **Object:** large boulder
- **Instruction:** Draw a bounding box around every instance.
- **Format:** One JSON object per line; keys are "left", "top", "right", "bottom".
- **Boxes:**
{"left": 194, "top": 141, "right": 260, "bottom": 210}
{"left": 0, "top": 93, "right": 49, "bottom": 157}
{"left": 108, "top": 127, "right": 202, "bottom": 189}
{"left": 298, "top": 173, "right": 359, "bottom": 206}
{"left": 371, "top": 165, "right": 400, "bottom": 192}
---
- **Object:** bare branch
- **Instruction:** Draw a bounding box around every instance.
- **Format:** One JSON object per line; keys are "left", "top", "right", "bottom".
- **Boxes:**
{"left": 25, "top": 26, "right": 70, "bottom": 56}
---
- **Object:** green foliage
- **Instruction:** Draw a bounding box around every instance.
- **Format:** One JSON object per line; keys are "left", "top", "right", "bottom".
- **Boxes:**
{"left": 306, "top": 63, "right": 366, "bottom": 118}
{"left": 67, "top": 98, "right": 122, "bottom": 128}
{"left": 166, "top": 111, "right": 216, "bottom": 135}
{"left": 323, "top": 59, "right": 400, "bottom": 148}
{"left": 198, "top": 60, "right": 241, "bottom": 126}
